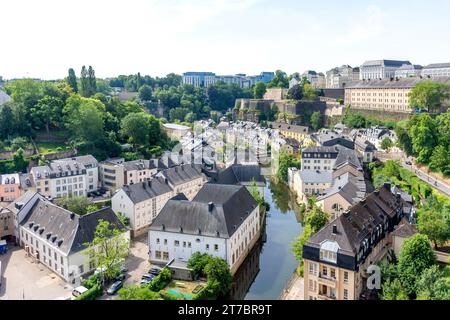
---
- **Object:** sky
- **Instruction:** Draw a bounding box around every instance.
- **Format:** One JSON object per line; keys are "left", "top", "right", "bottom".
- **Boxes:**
{"left": 1, "top": 0, "right": 450, "bottom": 80}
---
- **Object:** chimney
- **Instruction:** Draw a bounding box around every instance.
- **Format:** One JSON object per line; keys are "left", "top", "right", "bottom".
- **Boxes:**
{"left": 208, "top": 202, "right": 214, "bottom": 212}
{"left": 332, "top": 224, "right": 338, "bottom": 234}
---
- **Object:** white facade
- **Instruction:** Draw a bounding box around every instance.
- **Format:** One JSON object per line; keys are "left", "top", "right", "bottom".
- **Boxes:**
{"left": 360, "top": 60, "right": 412, "bottom": 80}
{"left": 148, "top": 205, "right": 260, "bottom": 273}
{"left": 422, "top": 63, "right": 450, "bottom": 78}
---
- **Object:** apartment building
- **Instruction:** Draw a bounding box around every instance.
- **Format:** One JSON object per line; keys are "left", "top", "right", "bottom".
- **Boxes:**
{"left": 344, "top": 77, "right": 450, "bottom": 113}
{"left": 0, "top": 174, "right": 21, "bottom": 202}
{"left": 29, "top": 155, "right": 98, "bottom": 199}
{"left": 112, "top": 164, "right": 206, "bottom": 237}
{"left": 300, "top": 70, "right": 326, "bottom": 89}
{"left": 148, "top": 184, "right": 260, "bottom": 274}
{"left": 359, "top": 60, "right": 411, "bottom": 80}
{"left": 303, "top": 184, "right": 404, "bottom": 300}
{"left": 182, "top": 72, "right": 216, "bottom": 87}
{"left": 310, "top": 130, "right": 355, "bottom": 150}
{"left": 12, "top": 192, "right": 128, "bottom": 283}
{"left": 182, "top": 71, "right": 274, "bottom": 88}
{"left": 421, "top": 63, "right": 450, "bottom": 78}
{"left": 268, "top": 122, "right": 310, "bottom": 143}
{"left": 99, "top": 158, "right": 158, "bottom": 192}
{"left": 394, "top": 64, "right": 423, "bottom": 78}
{"left": 326, "top": 65, "right": 360, "bottom": 88}
{"left": 163, "top": 123, "right": 191, "bottom": 140}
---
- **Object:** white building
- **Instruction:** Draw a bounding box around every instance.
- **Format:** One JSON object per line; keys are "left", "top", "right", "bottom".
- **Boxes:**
{"left": 394, "top": 64, "right": 423, "bottom": 78}
{"left": 326, "top": 65, "right": 360, "bottom": 88}
{"left": 359, "top": 60, "right": 412, "bottom": 80}
{"left": 421, "top": 63, "right": 450, "bottom": 78}
{"left": 148, "top": 184, "right": 260, "bottom": 274}
{"left": 12, "top": 191, "right": 129, "bottom": 284}
{"left": 301, "top": 70, "right": 326, "bottom": 89}
{"left": 30, "top": 155, "right": 99, "bottom": 199}
{"left": 163, "top": 123, "right": 191, "bottom": 141}
{"left": 112, "top": 164, "right": 206, "bottom": 237}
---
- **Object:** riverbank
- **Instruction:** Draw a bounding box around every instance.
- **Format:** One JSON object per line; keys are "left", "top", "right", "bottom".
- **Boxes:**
{"left": 279, "top": 270, "right": 304, "bottom": 300}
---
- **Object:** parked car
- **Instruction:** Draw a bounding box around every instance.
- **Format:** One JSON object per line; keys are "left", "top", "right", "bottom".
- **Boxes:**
{"left": 148, "top": 267, "right": 162, "bottom": 275}
{"left": 140, "top": 278, "right": 151, "bottom": 286}
{"left": 116, "top": 273, "right": 126, "bottom": 281}
{"left": 72, "top": 286, "right": 89, "bottom": 298}
{"left": 107, "top": 280, "right": 123, "bottom": 295}
{"left": 141, "top": 273, "right": 155, "bottom": 280}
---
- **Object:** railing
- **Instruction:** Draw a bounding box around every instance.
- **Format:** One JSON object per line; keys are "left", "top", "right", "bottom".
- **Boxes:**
{"left": 318, "top": 293, "right": 336, "bottom": 300}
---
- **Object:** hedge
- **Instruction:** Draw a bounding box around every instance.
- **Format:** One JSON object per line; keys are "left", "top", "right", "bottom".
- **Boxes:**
{"left": 76, "top": 285, "right": 103, "bottom": 300}
{"left": 148, "top": 268, "right": 172, "bottom": 292}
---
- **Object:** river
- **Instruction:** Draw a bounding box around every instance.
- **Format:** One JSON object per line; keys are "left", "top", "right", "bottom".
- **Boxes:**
{"left": 230, "top": 179, "right": 304, "bottom": 300}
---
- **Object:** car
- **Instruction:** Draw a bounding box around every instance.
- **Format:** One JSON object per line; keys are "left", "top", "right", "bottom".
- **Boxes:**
{"left": 141, "top": 273, "right": 155, "bottom": 280}
{"left": 107, "top": 280, "right": 123, "bottom": 295}
{"left": 140, "top": 278, "right": 151, "bottom": 286}
{"left": 405, "top": 161, "right": 412, "bottom": 165}
{"left": 72, "top": 286, "right": 89, "bottom": 298}
{"left": 116, "top": 273, "right": 126, "bottom": 281}
{"left": 148, "top": 267, "right": 162, "bottom": 275}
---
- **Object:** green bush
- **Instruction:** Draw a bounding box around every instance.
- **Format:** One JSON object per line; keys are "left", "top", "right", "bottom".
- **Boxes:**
{"left": 160, "top": 291, "right": 186, "bottom": 300}
{"left": 148, "top": 268, "right": 172, "bottom": 292}
{"left": 81, "top": 273, "right": 101, "bottom": 289}
{"left": 76, "top": 285, "right": 103, "bottom": 300}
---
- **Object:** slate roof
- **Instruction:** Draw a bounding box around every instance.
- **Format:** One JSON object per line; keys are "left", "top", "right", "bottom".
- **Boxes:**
{"left": 20, "top": 196, "right": 125, "bottom": 255}
{"left": 31, "top": 155, "right": 98, "bottom": 179}
{"left": 333, "top": 148, "right": 362, "bottom": 170}
{"left": 123, "top": 159, "right": 156, "bottom": 171}
{"left": 300, "top": 170, "right": 333, "bottom": 184}
{"left": 391, "top": 219, "right": 418, "bottom": 238}
{"left": 149, "top": 184, "right": 258, "bottom": 238}
{"left": 362, "top": 60, "right": 411, "bottom": 68}
{"left": 307, "top": 185, "right": 401, "bottom": 256}
{"left": 317, "top": 172, "right": 366, "bottom": 204}
{"left": 210, "top": 164, "right": 265, "bottom": 185}
{"left": 423, "top": 63, "right": 450, "bottom": 69}
{"left": 346, "top": 76, "right": 450, "bottom": 89}
{"left": 156, "top": 164, "right": 204, "bottom": 187}
{"left": 268, "top": 122, "right": 309, "bottom": 134}
{"left": 121, "top": 177, "right": 173, "bottom": 204}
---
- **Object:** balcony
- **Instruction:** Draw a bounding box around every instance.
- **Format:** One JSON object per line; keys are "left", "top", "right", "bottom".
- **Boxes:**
{"left": 318, "top": 273, "right": 336, "bottom": 287}
{"left": 317, "top": 293, "right": 336, "bottom": 300}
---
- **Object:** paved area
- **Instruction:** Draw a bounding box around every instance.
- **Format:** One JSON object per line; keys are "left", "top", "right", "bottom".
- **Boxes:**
{"left": 280, "top": 273, "right": 304, "bottom": 300}
{"left": 0, "top": 246, "right": 73, "bottom": 300}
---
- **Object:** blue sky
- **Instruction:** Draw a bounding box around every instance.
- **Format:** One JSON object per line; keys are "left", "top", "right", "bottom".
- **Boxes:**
{"left": 1, "top": 0, "right": 449, "bottom": 79}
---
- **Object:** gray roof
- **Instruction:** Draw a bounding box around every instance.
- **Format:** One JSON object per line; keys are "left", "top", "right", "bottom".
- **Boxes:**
{"left": 300, "top": 170, "right": 333, "bottom": 184}
{"left": 121, "top": 176, "right": 173, "bottom": 204}
{"left": 307, "top": 185, "right": 401, "bottom": 256}
{"left": 268, "top": 122, "right": 309, "bottom": 134}
{"left": 362, "top": 60, "right": 411, "bottom": 68}
{"left": 123, "top": 159, "right": 156, "bottom": 171}
{"left": 333, "top": 148, "right": 362, "bottom": 170}
{"left": 20, "top": 196, "right": 125, "bottom": 255}
{"left": 391, "top": 219, "right": 418, "bottom": 238}
{"left": 302, "top": 145, "right": 342, "bottom": 154}
{"left": 149, "top": 184, "right": 258, "bottom": 238}
{"left": 423, "top": 63, "right": 450, "bottom": 69}
{"left": 210, "top": 164, "right": 265, "bottom": 185}
{"left": 156, "top": 164, "right": 204, "bottom": 187}
{"left": 31, "top": 155, "right": 98, "bottom": 179}
{"left": 317, "top": 172, "right": 366, "bottom": 204}
{"left": 346, "top": 76, "right": 450, "bottom": 89}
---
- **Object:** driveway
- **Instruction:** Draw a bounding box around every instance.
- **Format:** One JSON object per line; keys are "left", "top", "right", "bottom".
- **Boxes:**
{"left": 0, "top": 246, "right": 73, "bottom": 300}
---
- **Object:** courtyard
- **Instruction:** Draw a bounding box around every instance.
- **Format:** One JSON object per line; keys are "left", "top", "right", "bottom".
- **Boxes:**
{"left": 0, "top": 246, "right": 73, "bottom": 300}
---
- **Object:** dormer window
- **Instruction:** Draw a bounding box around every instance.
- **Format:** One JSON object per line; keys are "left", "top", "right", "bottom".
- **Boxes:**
{"left": 320, "top": 240, "right": 339, "bottom": 264}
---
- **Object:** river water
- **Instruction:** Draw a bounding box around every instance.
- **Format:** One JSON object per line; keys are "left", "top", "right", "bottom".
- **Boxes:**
{"left": 230, "top": 179, "right": 304, "bottom": 300}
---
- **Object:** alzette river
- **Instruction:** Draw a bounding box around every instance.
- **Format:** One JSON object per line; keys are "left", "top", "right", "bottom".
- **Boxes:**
{"left": 230, "top": 179, "right": 304, "bottom": 300}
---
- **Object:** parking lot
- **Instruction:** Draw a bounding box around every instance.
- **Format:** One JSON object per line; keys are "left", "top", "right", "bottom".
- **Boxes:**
{"left": 0, "top": 246, "right": 73, "bottom": 300}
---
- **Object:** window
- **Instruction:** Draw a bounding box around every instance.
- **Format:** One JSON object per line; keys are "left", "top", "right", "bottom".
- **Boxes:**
{"left": 214, "top": 244, "right": 219, "bottom": 251}
{"left": 344, "top": 271, "right": 349, "bottom": 284}
{"left": 188, "top": 242, "right": 191, "bottom": 248}
{"left": 183, "top": 241, "right": 186, "bottom": 248}
{"left": 206, "top": 244, "right": 210, "bottom": 250}
{"left": 156, "top": 238, "right": 160, "bottom": 244}
{"left": 163, "top": 252, "right": 169, "bottom": 260}
{"left": 155, "top": 251, "right": 162, "bottom": 259}
{"left": 164, "top": 239, "right": 167, "bottom": 245}
{"left": 174, "top": 240, "right": 180, "bottom": 247}
{"left": 309, "top": 279, "right": 313, "bottom": 290}
{"left": 309, "top": 262, "right": 314, "bottom": 275}
{"left": 344, "top": 289, "right": 348, "bottom": 300}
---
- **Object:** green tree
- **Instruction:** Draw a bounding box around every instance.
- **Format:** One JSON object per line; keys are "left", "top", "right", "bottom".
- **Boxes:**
{"left": 381, "top": 278, "right": 409, "bottom": 300}
{"left": 253, "top": 81, "right": 267, "bottom": 99}
{"left": 267, "top": 70, "right": 289, "bottom": 88}
{"left": 277, "top": 150, "right": 300, "bottom": 183}
{"left": 342, "top": 111, "right": 366, "bottom": 128}
{"left": 409, "top": 114, "right": 438, "bottom": 163}
{"left": 0, "top": 103, "right": 16, "bottom": 139}
{"left": 120, "top": 112, "right": 166, "bottom": 147}
{"left": 138, "top": 84, "right": 153, "bottom": 101}
{"left": 12, "top": 148, "right": 28, "bottom": 172}
{"left": 310, "top": 111, "right": 322, "bottom": 131}
{"left": 398, "top": 234, "right": 436, "bottom": 297}
{"left": 409, "top": 80, "right": 450, "bottom": 113}
{"left": 302, "top": 83, "right": 317, "bottom": 100}
{"left": 429, "top": 145, "right": 450, "bottom": 175}
{"left": 84, "top": 220, "right": 129, "bottom": 282}
{"left": 203, "top": 257, "right": 233, "bottom": 297}
{"left": 380, "top": 137, "right": 393, "bottom": 150}
{"left": 88, "top": 66, "right": 97, "bottom": 96}
{"left": 67, "top": 68, "right": 78, "bottom": 93}
{"left": 80, "top": 66, "right": 89, "bottom": 97}
{"left": 304, "top": 206, "right": 329, "bottom": 233}
{"left": 32, "top": 96, "right": 64, "bottom": 133}
{"left": 287, "top": 84, "right": 303, "bottom": 100}
{"left": 57, "top": 196, "right": 92, "bottom": 215}
{"left": 291, "top": 224, "right": 313, "bottom": 275}
{"left": 417, "top": 201, "right": 450, "bottom": 249}
{"left": 187, "top": 252, "right": 213, "bottom": 277}
{"left": 118, "top": 285, "right": 160, "bottom": 300}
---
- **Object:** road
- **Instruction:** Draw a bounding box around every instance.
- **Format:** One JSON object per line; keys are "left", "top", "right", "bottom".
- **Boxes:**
{"left": 376, "top": 150, "right": 450, "bottom": 197}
